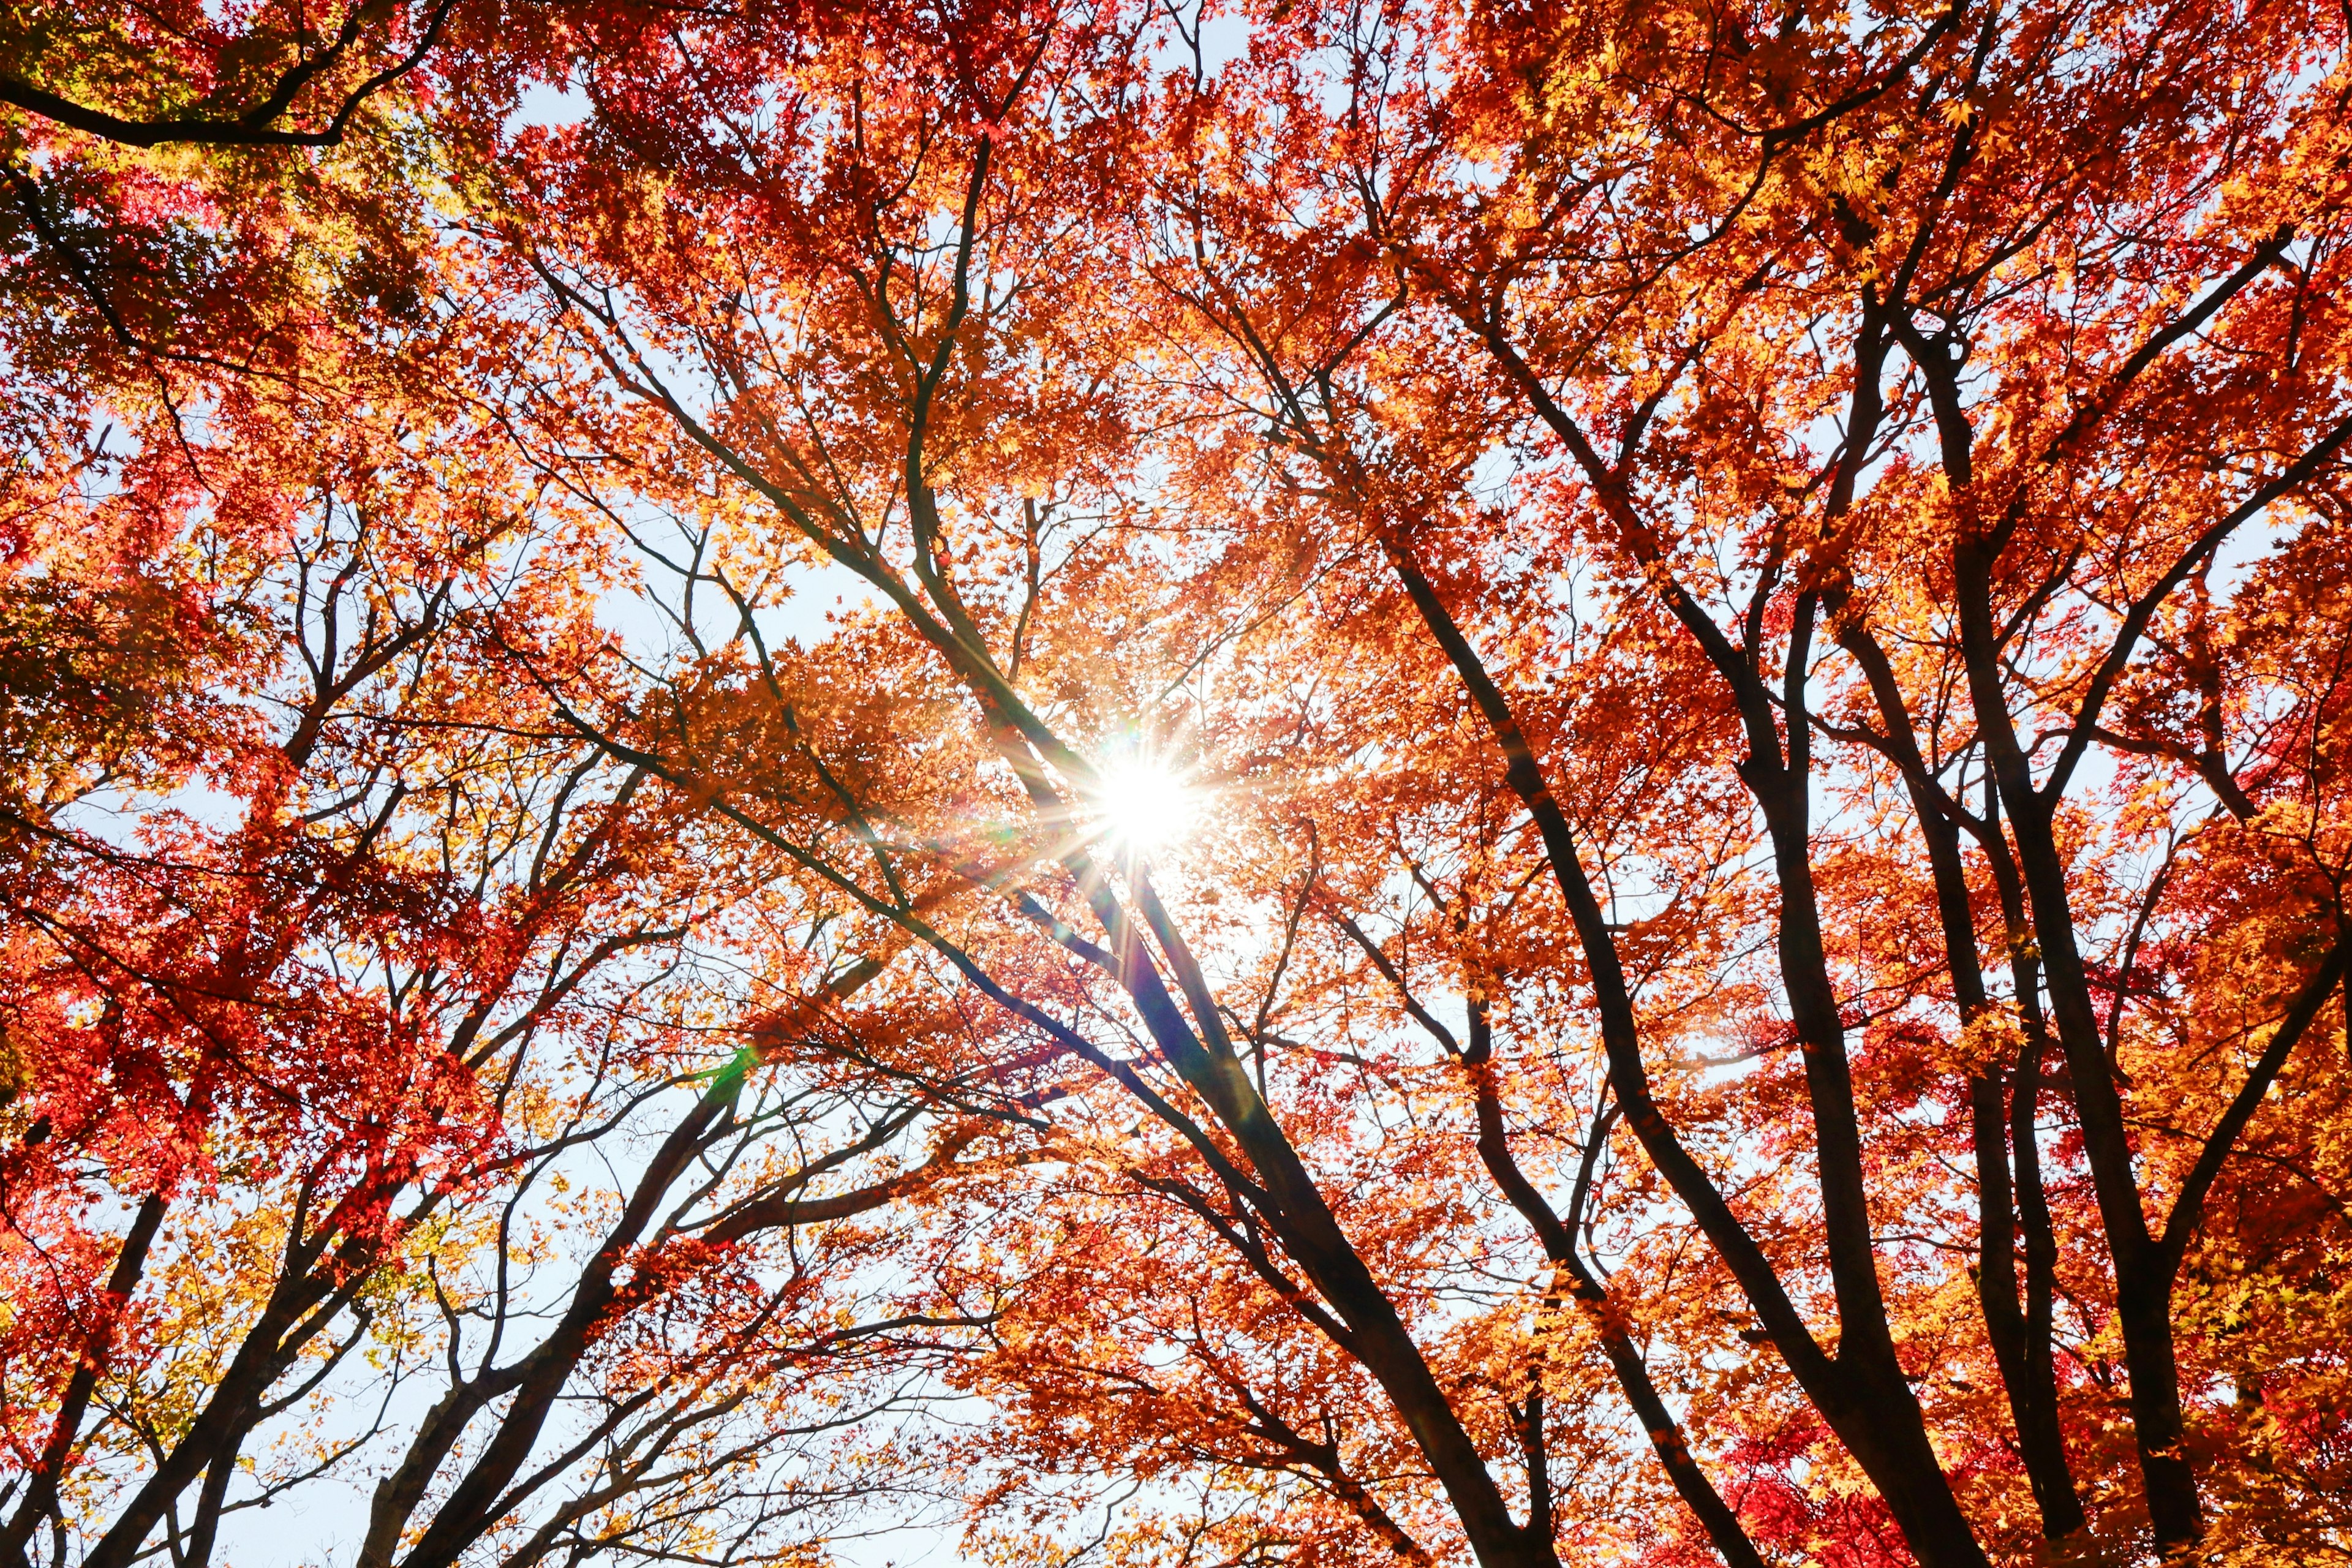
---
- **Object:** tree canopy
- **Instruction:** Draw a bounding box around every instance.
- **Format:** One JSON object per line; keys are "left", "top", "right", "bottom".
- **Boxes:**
{"left": 4, "top": 2, "right": 2350, "bottom": 1565}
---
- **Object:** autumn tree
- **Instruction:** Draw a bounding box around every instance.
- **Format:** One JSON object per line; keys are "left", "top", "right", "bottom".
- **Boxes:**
{"left": 2, "top": 82, "right": 1010, "bottom": 1568}
{"left": 0, "top": 372, "right": 1029, "bottom": 1562}
{"left": 1130, "top": 0, "right": 2352, "bottom": 1559}
{"left": 8, "top": 1, "right": 2352, "bottom": 1566}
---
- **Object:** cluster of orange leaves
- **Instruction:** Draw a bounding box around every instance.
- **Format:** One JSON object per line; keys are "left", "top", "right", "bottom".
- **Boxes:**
{"left": 4, "top": 1, "right": 2352, "bottom": 1566}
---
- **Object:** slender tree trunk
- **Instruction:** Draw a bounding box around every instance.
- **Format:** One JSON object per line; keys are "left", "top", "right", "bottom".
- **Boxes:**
{"left": 1461, "top": 1031, "right": 1768, "bottom": 1568}
{"left": 0, "top": 1189, "right": 168, "bottom": 1562}
{"left": 1836, "top": 605, "right": 2084, "bottom": 1534}
{"left": 1954, "top": 545, "right": 2203, "bottom": 1550}
{"left": 394, "top": 1079, "right": 741, "bottom": 1568}
{"left": 2113, "top": 1281, "right": 2200, "bottom": 1548}
{"left": 1738, "top": 599, "right": 1996, "bottom": 1568}
{"left": 180, "top": 1447, "right": 236, "bottom": 1568}
{"left": 1101, "top": 913, "right": 1562, "bottom": 1568}
{"left": 1890, "top": 714, "right": 2085, "bottom": 1536}
{"left": 1983, "top": 780, "right": 2089, "bottom": 1540}
{"left": 1381, "top": 541, "right": 1991, "bottom": 1568}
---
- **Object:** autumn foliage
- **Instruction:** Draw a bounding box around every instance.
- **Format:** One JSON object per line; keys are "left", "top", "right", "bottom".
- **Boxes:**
{"left": 4, "top": 1, "right": 2351, "bottom": 1565}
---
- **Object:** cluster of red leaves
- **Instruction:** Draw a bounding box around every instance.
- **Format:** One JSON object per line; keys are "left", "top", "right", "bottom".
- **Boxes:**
{"left": 7, "top": 3, "right": 2352, "bottom": 1568}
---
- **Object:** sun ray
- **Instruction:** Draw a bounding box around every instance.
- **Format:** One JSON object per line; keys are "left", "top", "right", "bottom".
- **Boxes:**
{"left": 1091, "top": 753, "right": 1199, "bottom": 854}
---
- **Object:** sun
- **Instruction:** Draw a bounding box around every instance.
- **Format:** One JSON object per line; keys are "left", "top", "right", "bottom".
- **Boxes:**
{"left": 1091, "top": 756, "right": 1199, "bottom": 854}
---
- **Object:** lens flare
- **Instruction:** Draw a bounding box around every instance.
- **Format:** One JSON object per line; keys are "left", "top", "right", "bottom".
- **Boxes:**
{"left": 1093, "top": 757, "right": 1196, "bottom": 853}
